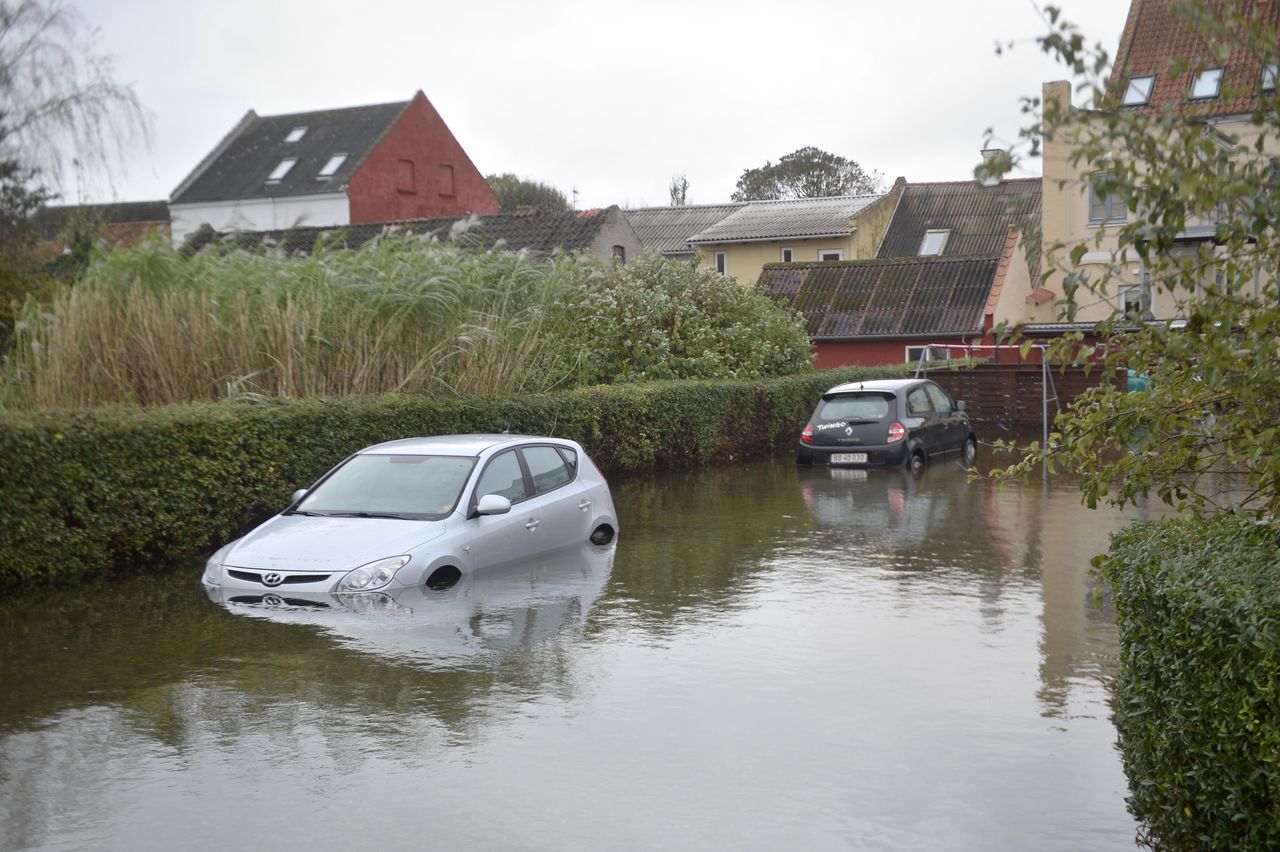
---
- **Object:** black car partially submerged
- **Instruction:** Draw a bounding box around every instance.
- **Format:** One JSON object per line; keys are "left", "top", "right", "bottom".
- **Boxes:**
{"left": 797, "top": 378, "right": 977, "bottom": 472}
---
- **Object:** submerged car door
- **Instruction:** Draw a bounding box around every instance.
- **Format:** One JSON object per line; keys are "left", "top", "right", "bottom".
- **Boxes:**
{"left": 468, "top": 449, "right": 538, "bottom": 569}
{"left": 924, "top": 382, "right": 965, "bottom": 452}
{"left": 518, "top": 444, "right": 590, "bottom": 549}
{"left": 905, "top": 384, "right": 944, "bottom": 455}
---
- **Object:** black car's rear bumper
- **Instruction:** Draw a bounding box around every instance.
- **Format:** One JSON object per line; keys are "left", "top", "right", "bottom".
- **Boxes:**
{"left": 796, "top": 442, "right": 909, "bottom": 468}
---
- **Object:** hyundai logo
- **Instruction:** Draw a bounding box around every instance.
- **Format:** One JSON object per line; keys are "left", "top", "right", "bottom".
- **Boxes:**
{"left": 261, "top": 594, "right": 285, "bottom": 607}
{"left": 262, "top": 572, "right": 285, "bottom": 587}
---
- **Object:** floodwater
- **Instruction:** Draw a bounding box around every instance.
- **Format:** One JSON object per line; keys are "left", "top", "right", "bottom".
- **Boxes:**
{"left": 0, "top": 456, "right": 1162, "bottom": 851}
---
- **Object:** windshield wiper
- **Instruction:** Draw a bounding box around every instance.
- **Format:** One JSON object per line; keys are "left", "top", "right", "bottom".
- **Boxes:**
{"left": 324, "top": 511, "right": 414, "bottom": 520}
{"left": 284, "top": 509, "right": 323, "bottom": 516}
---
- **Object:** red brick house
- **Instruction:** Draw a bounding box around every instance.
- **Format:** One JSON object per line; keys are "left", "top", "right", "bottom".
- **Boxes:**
{"left": 168, "top": 91, "right": 498, "bottom": 244}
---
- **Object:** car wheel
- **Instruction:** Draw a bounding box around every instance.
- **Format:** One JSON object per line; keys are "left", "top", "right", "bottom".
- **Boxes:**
{"left": 908, "top": 449, "right": 927, "bottom": 475}
{"left": 425, "top": 566, "right": 461, "bottom": 590}
{"left": 962, "top": 436, "right": 977, "bottom": 468}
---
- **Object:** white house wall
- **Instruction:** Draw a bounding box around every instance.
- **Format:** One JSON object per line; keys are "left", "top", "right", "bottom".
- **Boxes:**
{"left": 169, "top": 194, "right": 350, "bottom": 245}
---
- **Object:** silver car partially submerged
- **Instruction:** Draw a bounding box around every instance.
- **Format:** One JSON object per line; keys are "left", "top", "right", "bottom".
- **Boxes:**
{"left": 202, "top": 434, "right": 618, "bottom": 595}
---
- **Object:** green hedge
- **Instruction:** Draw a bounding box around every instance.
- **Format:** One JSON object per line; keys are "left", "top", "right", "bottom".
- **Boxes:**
{"left": 1096, "top": 518, "right": 1280, "bottom": 850}
{"left": 0, "top": 365, "right": 905, "bottom": 590}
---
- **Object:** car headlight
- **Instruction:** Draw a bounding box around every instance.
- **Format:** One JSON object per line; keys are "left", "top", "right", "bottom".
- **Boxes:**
{"left": 202, "top": 541, "right": 236, "bottom": 587}
{"left": 337, "top": 555, "right": 411, "bottom": 593}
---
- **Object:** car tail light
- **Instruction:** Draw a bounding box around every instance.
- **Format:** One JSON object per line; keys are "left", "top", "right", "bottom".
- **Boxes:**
{"left": 801, "top": 424, "right": 815, "bottom": 445}
{"left": 887, "top": 422, "right": 906, "bottom": 443}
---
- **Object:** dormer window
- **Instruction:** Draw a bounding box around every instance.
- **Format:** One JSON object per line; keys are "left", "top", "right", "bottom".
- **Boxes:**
{"left": 1263, "top": 64, "right": 1278, "bottom": 93}
{"left": 1123, "top": 75, "right": 1155, "bottom": 106}
{"left": 266, "top": 157, "right": 297, "bottom": 183}
{"left": 284, "top": 126, "right": 307, "bottom": 143}
{"left": 317, "top": 153, "right": 347, "bottom": 179}
{"left": 1190, "top": 67, "right": 1223, "bottom": 100}
{"left": 918, "top": 230, "right": 950, "bottom": 256}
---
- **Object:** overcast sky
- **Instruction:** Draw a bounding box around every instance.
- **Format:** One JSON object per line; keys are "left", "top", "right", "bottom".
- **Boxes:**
{"left": 72, "top": 0, "right": 1129, "bottom": 210}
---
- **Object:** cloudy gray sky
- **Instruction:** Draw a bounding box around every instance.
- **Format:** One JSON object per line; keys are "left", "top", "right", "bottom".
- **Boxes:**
{"left": 73, "top": 0, "right": 1129, "bottom": 210}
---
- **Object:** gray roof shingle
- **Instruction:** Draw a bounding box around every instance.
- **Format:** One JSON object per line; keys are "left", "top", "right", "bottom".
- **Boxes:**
{"left": 171, "top": 100, "right": 410, "bottom": 205}
{"left": 687, "top": 194, "right": 885, "bottom": 244}
{"left": 185, "top": 207, "right": 622, "bottom": 256}
{"left": 624, "top": 203, "right": 744, "bottom": 256}
{"left": 876, "top": 179, "right": 1041, "bottom": 258}
{"left": 759, "top": 256, "right": 998, "bottom": 340}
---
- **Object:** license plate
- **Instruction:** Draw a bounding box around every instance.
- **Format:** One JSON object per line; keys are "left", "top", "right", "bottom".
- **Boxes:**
{"left": 829, "top": 453, "right": 867, "bottom": 465}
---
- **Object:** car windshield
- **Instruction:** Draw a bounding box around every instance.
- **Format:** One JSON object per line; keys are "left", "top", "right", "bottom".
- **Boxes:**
{"left": 294, "top": 454, "right": 476, "bottom": 520}
{"left": 817, "top": 393, "right": 892, "bottom": 422}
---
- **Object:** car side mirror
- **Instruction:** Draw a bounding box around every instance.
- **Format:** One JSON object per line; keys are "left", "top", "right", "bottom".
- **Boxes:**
{"left": 954, "top": 400, "right": 966, "bottom": 413}
{"left": 291, "top": 488, "right": 308, "bottom": 505}
{"left": 476, "top": 494, "right": 512, "bottom": 516}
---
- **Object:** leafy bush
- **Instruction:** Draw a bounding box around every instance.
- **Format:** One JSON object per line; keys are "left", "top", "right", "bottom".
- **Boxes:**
{"left": 1, "top": 240, "right": 813, "bottom": 409}
{"left": 1096, "top": 518, "right": 1280, "bottom": 849}
{"left": 0, "top": 365, "right": 904, "bottom": 590}
{"left": 540, "top": 253, "right": 813, "bottom": 386}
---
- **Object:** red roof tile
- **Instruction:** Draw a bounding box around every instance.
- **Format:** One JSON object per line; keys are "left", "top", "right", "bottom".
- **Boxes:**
{"left": 1109, "top": 0, "right": 1280, "bottom": 118}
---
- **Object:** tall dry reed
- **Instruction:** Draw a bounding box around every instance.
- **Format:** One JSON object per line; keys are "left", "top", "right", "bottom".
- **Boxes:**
{"left": 1, "top": 234, "right": 584, "bottom": 409}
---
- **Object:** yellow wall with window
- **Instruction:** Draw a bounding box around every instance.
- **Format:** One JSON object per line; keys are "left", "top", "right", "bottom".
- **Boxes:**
{"left": 694, "top": 237, "right": 857, "bottom": 285}
{"left": 1038, "top": 80, "right": 1277, "bottom": 324}
{"left": 692, "top": 180, "right": 904, "bottom": 286}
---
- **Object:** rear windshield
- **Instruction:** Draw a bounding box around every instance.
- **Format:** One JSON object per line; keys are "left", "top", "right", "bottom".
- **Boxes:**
{"left": 816, "top": 393, "right": 892, "bottom": 422}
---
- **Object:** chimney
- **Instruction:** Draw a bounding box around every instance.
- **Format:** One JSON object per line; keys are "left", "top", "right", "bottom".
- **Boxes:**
{"left": 978, "top": 148, "right": 1007, "bottom": 187}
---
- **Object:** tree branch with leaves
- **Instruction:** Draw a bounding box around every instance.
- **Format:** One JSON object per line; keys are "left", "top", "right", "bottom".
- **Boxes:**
{"left": 988, "top": 1, "right": 1280, "bottom": 522}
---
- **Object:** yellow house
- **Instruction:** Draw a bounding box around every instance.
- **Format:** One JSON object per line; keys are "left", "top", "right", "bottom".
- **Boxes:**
{"left": 1032, "top": 0, "right": 1280, "bottom": 329}
{"left": 688, "top": 179, "right": 905, "bottom": 286}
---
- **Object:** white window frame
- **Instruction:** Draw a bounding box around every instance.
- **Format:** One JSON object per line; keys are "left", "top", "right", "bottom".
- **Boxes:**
{"left": 817, "top": 249, "right": 843, "bottom": 262}
{"left": 284, "top": 126, "right": 307, "bottom": 143}
{"left": 905, "top": 345, "right": 948, "bottom": 365}
{"left": 918, "top": 230, "right": 950, "bottom": 256}
{"left": 317, "top": 153, "right": 348, "bottom": 179}
{"left": 780, "top": 247, "right": 795, "bottom": 263}
{"left": 1121, "top": 285, "right": 1151, "bottom": 319}
{"left": 1190, "top": 67, "right": 1224, "bottom": 100}
{"left": 1262, "top": 64, "right": 1278, "bottom": 93}
{"left": 1123, "top": 75, "right": 1155, "bottom": 106}
{"left": 266, "top": 157, "right": 297, "bottom": 183}
{"left": 714, "top": 252, "right": 727, "bottom": 275}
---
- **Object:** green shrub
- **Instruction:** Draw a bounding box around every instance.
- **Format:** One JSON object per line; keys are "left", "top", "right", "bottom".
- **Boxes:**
{"left": 0, "top": 365, "right": 902, "bottom": 590}
{"left": 537, "top": 252, "right": 813, "bottom": 386}
{"left": 1096, "top": 518, "right": 1280, "bottom": 850}
{"left": 1, "top": 240, "right": 813, "bottom": 409}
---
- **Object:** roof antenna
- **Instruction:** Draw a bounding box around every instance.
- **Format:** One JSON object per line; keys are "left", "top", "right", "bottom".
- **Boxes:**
{"left": 572, "top": 186, "right": 579, "bottom": 210}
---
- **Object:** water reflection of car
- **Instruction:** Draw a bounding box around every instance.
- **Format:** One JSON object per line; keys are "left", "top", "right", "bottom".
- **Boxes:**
{"left": 797, "top": 378, "right": 976, "bottom": 473}
{"left": 797, "top": 464, "right": 961, "bottom": 548}
{"left": 203, "top": 435, "right": 618, "bottom": 596}
{"left": 205, "top": 542, "right": 614, "bottom": 661}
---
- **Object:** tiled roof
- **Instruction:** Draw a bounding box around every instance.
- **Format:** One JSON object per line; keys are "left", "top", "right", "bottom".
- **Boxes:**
{"left": 171, "top": 99, "right": 410, "bottom": 205}
{"left": 687, "top": 194, "right": 885, "bottom": 244}
{"left": 33, "top": 201, "right": 171, "bottom": 240}
{"left": 876, "top": 179, "right": 1041, "bottom": 259}
{"left": 759, "top": 256, "right": 998, "bottom": 340}
{"left": 1109, "top": 0, "right": 1280, "bottom": 118}
{"left": 624, "top": 203, "right": 744, "bottom": 256}
{"left": 184, "top": 207, "right": 619, "bottom": 255}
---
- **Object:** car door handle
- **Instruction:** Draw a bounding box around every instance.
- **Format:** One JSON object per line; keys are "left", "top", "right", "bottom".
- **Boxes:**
{"left": 525, "top": 519, "right": 541, "bottom": 531}
{"left": 578, "top": 499, "right": 592, "bottom": 512}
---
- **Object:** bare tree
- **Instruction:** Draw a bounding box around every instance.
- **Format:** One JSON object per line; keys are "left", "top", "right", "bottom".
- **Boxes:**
{"left": 668, "top": 173, "right": 689, "bottom": 206}
{"left": 0, "top": 0, "right": 150, "bottom": 197}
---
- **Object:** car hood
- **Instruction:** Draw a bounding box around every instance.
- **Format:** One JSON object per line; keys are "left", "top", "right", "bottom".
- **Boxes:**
{"left": 225, "top": 514, "right": 448, "bottom": 573}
